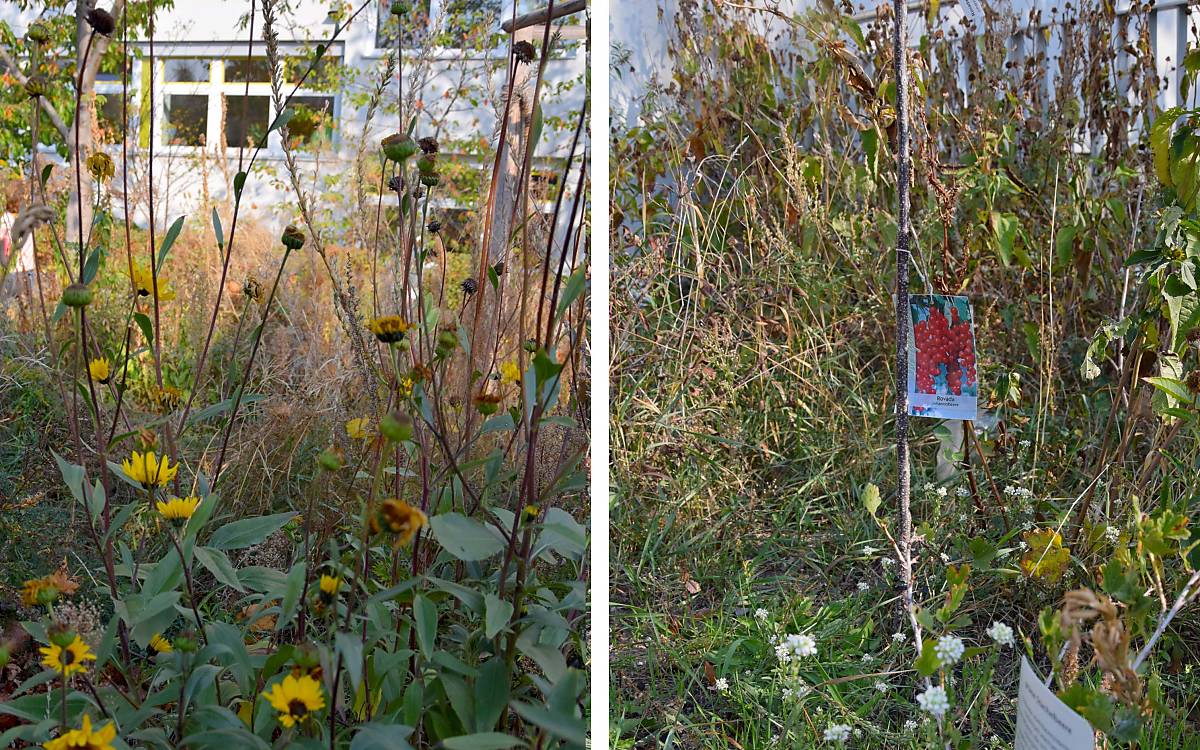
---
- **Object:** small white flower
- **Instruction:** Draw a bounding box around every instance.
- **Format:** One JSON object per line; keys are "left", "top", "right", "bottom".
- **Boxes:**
{"left": 755, "top": 607, "right": 770, "bottom": 621}
{"left": 939, "top": 552, "right": 951, "bottom": 564}
{"left": 861, "top": 652, "right": 875, "bottom": 663}
{"left": 891, "top": 631, "right": 907, "bottom": 643}
{"left": 775, "top": 643, "right": 792, "bottom": 663}
{"left": 917, "top": 685, "right": 950, "bottom": 718}
{"left": 923, "top": 482, "right": 935, "bottom": 491}
{"left": 934, "top": 635, "right": 965, "bottom": 665}
{"left": 714, "top": 677, "right": 729, "bottom": 692}
{"left": 857, "top": 581, "right": 870, "bottom": 592}
{"left": 1105, "top": 526, "right": 1120, "bottom": 543}
{"left": 874, "top": 680, "right": 889, "bottom": 692}
{"left": 936, "top": 486, "right": 947, "bottom": 497}
{"left": 903, "top": 719, "right": 919, "bottom": 731}
{"left": 785, "top": 633, "right": 818, "bottom": 658}
{"left": 1019, "top": 439, "right": 1031, "bottom": 448}
{"left": 987, "top": 621, "right": 1014, "bottom": 647}
{"left": 782, "top": 687, "right": 794, "bottom": 699}
{"left": 852, "top": 727, "right": 861, "bottom": 737}
{"left": 955, "top": 486, "right": 970, "bottom": 498}
{"left": 881, "top": 557, "right": 896, "bottom": 568}
{"left": 862, "top": 545, "right": 878, "bottom": 556}
{"left": 823, "top": 724, "right": 851, "bottom": 743}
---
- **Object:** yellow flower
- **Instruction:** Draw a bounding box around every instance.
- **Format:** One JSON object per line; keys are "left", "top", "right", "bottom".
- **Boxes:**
{"left": 21, "top": 570, "right": 78, "bottom": 607}
{"left": 264, "top": 673, "right": 326, "bottom": 728}
{"left": 88, "top": 357, "right": 111, "bottom": 384}
{"left": 367, "top": 315, "right": 409, "bottom": 343}
{"left": 318, "top": 574, "right": 340, "bottom": 596}
{"left": 156, "top": 495, "right": 200, "bottom": 523}
{"left": 43, "top": 714, "right": 117, "bottom": 750}
{"left": 149, "top": 633, "right": 173, "bottom": 653}
{"left": 399, "top": 376, "right": 414, "bottom": 398}
{"left": 500, "top": 360, "right": 521, "bottom": 384}
{"left": 373, "top": 499, "right": 428, "bottom": 546}
{"left": 345, "top": 417, "right": 371, "bottom": 440}
{"left": 40, "top": 635, "right": 96, "bottom": 677}
{"left": 86, "top": 151, "right": 115, "bottom": 182}
{"left": 129, "top": 260, "right": 176, "bottom": 301}
{"left": 121, "top": 450, "right": 178, "bottom": 489}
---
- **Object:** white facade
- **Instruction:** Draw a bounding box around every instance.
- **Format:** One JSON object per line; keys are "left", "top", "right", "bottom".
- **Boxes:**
{"left": 611, "top": 0, "right": 1200, "bottom": 127}
{"left": 2, "top": 1, "right": 588, "bottom": 233}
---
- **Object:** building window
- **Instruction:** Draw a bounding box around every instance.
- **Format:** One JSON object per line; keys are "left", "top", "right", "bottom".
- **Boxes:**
{"left": 376, "top": 0, "right": 433, "bottom": 48}
{"left": 164, "top": 93, "right": 208, "bottom": 146}
{"left": 156, "top": 55, "right": 339, "bottom": 153}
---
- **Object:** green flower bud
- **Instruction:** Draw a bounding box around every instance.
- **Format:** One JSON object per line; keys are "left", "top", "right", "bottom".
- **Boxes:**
{"left": 48, "top": 624, "right": 78, "bottom": 649}
{"left": 381, "top": 133, "right": 417, "bottom": 163}
{"left": 174, "top": 632, "right": 199, "bottom": 653}
{"left": 281, "top": 224, "right": 306, "bottom": 250}
{"left": 380, "top": 411, "right": 414, "bottom": 443}
{"left": 62, "top": 283, "right": 94, "bottom": 308}
{"left": 25, "top": 75, "right": 48, "bottom": 99}
{"left": 390, "top": 1, "right": 410, "bottom": 16}
{"left": 27, "top": 21, "right": 51, "bottom": 45}
{"left": 317, "top": 446, "right": 344, "bottom": 472}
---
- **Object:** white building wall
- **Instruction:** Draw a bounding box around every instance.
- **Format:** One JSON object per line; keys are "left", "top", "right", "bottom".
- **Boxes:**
{"left": 1, "top": 1, "right": 587, "bottom": 233}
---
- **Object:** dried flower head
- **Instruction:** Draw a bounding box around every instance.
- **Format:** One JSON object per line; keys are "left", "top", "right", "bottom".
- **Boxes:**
{"left": 513, "top": 40, "right": 536, "bottom": 64}
{"left": 418, "top": 136, "right": 439, "bottom": 154}
{"left": 85, "top": 7, "right": 116, "bottom": 36}
{"left": 87, "top": 151, "right": 114, "bottom": 182}
{"left": 373, "top": 499, "right": 428, "bottom": 545}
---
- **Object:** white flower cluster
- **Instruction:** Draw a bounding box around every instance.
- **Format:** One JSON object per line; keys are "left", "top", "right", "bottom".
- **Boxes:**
{"left": 755, "top": 607, "right": 770, "bottom": 621}
{"left": 891, "top": 631, "right": 907, "bottom": 643}
{"left": 823, "top": 724, "right": 852, "bottom": 743}
{"left": 862, "top": 545, "right": 878, "bottom": 556}
{"left": 782, "top": 680, "right": 811, "bottom": 701}
{"left": 917, "top": 685, "right": 950, "bottom": 718}
{"left": 775, "top": 633, "right": 817, "bottom": 663}
{"left": 903, "top": 719, "right": 919, "bottom": 732}
{"left": 874, "top": 680, "right": 889, "bottom": 692}
{"left": 955, "top": 486, "right": 970, "bottom": 498}
{"left": 934, "top": 636, "right": 965, "bottom": 665}
{"left": 714, "top": 677, "right": 729, "bottom": 692}
{"left": 1105, "top": 526, "right": 1120, "bottom": 543}
{"left": 987, "top": 621, "right": 1014, "bottom": 647}
{"left": 856, "top": 581, "right": 870, "bottom": 592}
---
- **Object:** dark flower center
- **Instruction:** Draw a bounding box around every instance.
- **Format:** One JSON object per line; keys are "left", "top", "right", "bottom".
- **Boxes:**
{"left": 61, "top": 648, "right": 76, "bottom": 665}
{"left": 288, "top": 698, "right": 308, "bottom": 717}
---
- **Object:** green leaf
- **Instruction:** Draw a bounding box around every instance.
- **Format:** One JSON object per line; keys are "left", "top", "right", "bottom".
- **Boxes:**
{"left": 861, "top": 483, "right": 881, "bottom": 517}
{"left": 185, "top": 394, "right": 266, "bottom": 428}
{"left": 1145, "top": 376, "right": 1196, "bottom": 408}
{"left": 443, "top": 734, "right": 525, "bottom": 750}
{"left": 990, "top": 211, "right": 1018, "bottom": 267}
{"left": 212, "top": 208, "right": 224, "bottom": 248}
{"left": 473, "top": 658, "right": 510, "bottom": 732}
{"left": 1151, "top": 107, "right": 1186, "bottom": 188}
{"left": 428, "top": 513, "right": 505, "bottom": 561}
{"left": 555, "top": 266, "right": 587, "bottom": 320}
{"left": 207, "top": 512, "right": 297, "bottom": 550}
{"left": 413, "top": 594, "right": 437, "bottom": 659}
{"left": 194, "top": 546, "right": 245, "bottom": 592}
{"left": 233, "top": 171, "right": 247, "bottom": 200}
{"left": 913, "top": 638, "right": 941, "bottom": 676}
{"left": 484, "top": 593, "right": 513, "bottom": 639}
{"left": 509, "top": 700, "right": 585, "bottom": 746}
{"left": 336, "top": 631, "right": 365, "bottom": 692}
{"left": 134, "top": 312, "right": 155, "bottom": 349}
{"left": 349, "top": 723, "right": 415, "bottom": 750}
{"left": 157, "top": 215, "right": 185, "bottom": 269}
{"left": 81, "top": 245, "right": 104, "bottom": 285}
{"left": 277, "top": 561, "right": 307, "bottom": 629}
{"left": 269, "top": 107, "right": 295, "bottom": 133}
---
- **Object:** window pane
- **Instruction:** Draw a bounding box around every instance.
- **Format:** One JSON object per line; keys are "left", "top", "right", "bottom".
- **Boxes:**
{"left": 287, "top": 96, "right": 335, "bottom": 144}
{"left": 225, "top": 57, "right": 273, "bottom": 82}
{"left": 376, "top": 0, "right": 432, "bottom": 48}
{"left": 164, "top": 58, "right": 210, "bottom": 83}
{"left": 440, "top": 0, "right": 502, "bottom": 48}
{"left": 164, "top": 94, "right": 208, "bottom": 145}
{"left": 97, "top": 92, "right": 127, "bottom": 144}
{"left": 284, "top": 55, "right": 335, "bottom": 85}
{"left": 224, "top": 95, "right": 270, "bottom": 148}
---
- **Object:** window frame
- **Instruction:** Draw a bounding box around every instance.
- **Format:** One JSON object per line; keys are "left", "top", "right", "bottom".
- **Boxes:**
{"left": 149, "top": 44, "right": 342, "bottom": 159}
{"left": 367, "top": 0, "right": 582, "bottom": 60}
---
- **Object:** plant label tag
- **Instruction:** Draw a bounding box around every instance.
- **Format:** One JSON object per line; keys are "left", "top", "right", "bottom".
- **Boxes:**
{"left": 1015, "top": 657, "right": 1095, "bottom": 750}
{"left": 907, "top": 294, "right": 978, "bottom": 421}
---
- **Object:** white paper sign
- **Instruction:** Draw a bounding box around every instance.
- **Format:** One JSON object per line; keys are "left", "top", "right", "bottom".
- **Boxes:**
{"left": 1015, "top": 657, "right": 1095, "bottom": 750}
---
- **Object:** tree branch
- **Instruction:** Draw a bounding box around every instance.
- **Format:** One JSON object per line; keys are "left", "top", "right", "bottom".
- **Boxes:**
{"left": 0, "top": 43, "right": 70, "bottom": 141}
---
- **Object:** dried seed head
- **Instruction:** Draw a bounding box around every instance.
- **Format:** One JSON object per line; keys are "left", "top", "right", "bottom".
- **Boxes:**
{"left": 387, "top": 174, "right": 405, "bottom": 193}
{"left": 418, "top": 136, "right": 439, "bottom": 154}
{"left": 514, "top": 40, "right": 536, "bottom": 64}
{"left": 24, "top": 75, "right": 48, "bottom": 99}
{"left": 281, "top": 224, "right": 306, "bottom": 250}
{"left": 87, "top": 151, "right": 114, "bottom": 182}
{"left": 426, "top": 220, "right": 441, "bottom": 233}
{"left": 460, "top": 277, "right": 478, "bottom": 296}
{"left": 86, "top": 7, "right": 116, "bottom": 36}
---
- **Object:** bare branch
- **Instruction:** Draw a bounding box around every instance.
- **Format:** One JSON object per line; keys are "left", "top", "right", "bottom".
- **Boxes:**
{"left": 0, "top": 43, "right": 70, "bottom": 141}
